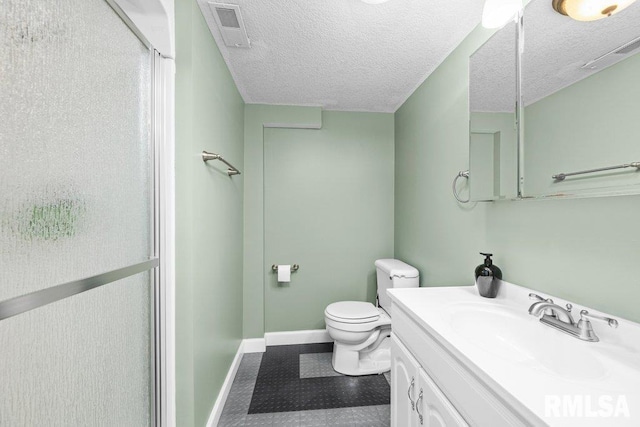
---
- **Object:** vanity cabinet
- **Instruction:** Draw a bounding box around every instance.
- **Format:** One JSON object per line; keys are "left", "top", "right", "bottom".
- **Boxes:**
{"left": 389, "top": 285, "right": 640, "bottom": 427}
{"left": 391, "top": 336, "right": 467, "bottom": 427}
{"left": 390, "top": 299, "right": 542, "bottom": 427}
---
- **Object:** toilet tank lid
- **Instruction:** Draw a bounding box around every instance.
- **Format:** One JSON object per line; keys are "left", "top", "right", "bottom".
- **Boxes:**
{"left": 375, "top": 259, "right": 419, "bottom": 278}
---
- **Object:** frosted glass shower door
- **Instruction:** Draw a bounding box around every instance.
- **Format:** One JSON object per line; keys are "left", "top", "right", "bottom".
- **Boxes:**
{"left": 0, "top": 0, "right": 158, "bottom": 425}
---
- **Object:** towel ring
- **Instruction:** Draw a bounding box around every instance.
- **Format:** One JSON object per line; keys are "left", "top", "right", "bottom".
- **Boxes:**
{"left": 452, "top": 170, "right": 470, "bottom": 203}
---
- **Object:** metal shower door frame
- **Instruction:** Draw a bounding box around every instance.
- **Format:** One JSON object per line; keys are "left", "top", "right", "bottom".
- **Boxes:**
{"left": 0, "top": 0, "right": 173, "bottom": 425}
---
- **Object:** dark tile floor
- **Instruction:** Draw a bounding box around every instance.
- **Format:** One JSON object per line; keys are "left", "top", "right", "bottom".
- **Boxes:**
{"left": 218, "top": 343, "right": 391, "bottom": 426}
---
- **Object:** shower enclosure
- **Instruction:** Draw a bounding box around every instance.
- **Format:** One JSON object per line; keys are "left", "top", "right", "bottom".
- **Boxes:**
{"left": 0, "top": 0, "right": 172, "bottom": 425}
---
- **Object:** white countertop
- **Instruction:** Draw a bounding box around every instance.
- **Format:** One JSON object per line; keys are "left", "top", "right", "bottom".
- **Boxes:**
{"left": 388, "top": 282, "right": 640, "bottom": 427}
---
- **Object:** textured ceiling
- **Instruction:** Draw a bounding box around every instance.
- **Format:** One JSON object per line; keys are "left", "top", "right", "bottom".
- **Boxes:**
{"left": 196, "top": 0, "right": 485, "bottom": 113}
{"left": 471, "top": 0, "right": 640, "bottom": 112}
{"left": 470, "top": 21, "right": 517, "bottom": 113}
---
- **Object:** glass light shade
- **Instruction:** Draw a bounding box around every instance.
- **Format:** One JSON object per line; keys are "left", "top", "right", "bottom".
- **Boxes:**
{"left": 560, "top": 0, "right": 637, "bottom": 21}
{"left": 482, "top": 0, "right": 522, "bottom": 28}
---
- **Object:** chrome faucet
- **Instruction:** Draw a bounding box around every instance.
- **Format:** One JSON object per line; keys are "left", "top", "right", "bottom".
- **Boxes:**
{"left": 527, "top": 295, "right": 618, "bottom": 342}
{"left": 528, "top": 293, "right": 558, "bottom": 318}
{"left": 528, "top": 301, "right": 574, "bottom": 324}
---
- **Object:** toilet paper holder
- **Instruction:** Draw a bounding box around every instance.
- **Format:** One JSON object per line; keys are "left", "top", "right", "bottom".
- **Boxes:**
{"left": 271, "top": 264, "right": 299, "bottom": 272}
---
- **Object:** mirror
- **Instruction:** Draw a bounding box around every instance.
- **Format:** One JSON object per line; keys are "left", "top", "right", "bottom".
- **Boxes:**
{"left": 521, "top": 0, "right": 640, "bottom": 198}
{"left": 469, "top": 21, "right": 519, "bottom": 201}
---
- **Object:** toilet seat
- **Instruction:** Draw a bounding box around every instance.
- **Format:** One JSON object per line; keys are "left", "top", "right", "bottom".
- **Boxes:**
{"left": 324, "top": 304, "right": 392, "bottom": 376}
{"left": 325, "top": 301, "right": 380, "bottom": 324}
{"left": 324, "top": 301, "right": 391, "bottom": 333}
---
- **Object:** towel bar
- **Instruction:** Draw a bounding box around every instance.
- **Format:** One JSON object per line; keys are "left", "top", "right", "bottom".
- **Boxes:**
{"left": 552, "top": 162, "right": 640, "bottom": 181}
{"left": 202, "top": 151, "right": 241, "bottom": 176}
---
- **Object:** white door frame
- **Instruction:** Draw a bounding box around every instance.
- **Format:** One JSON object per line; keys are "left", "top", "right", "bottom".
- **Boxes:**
{"left": 154, "top": 52, "right": 176, "bottom": 427}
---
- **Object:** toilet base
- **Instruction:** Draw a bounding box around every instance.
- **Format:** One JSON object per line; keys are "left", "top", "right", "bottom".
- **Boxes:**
{"left": 332, "top": 335, "right": 391, "bottom": 376}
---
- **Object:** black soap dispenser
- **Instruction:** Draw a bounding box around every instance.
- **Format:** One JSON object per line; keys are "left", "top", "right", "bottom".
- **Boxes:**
{"left": 475, "top": 253, "right": 502, "bottom": 298}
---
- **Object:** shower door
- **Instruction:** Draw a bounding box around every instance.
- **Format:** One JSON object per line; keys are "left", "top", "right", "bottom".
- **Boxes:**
{"left": 0, "top": 0, "right": 159, "bottom": 425}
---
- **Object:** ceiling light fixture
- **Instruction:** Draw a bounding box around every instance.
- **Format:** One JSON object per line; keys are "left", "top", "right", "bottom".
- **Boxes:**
{"left": 552, "top": 0, "right": 637, "bottom": 21}
{"left": 482, "top": 0, "right": 522, "bottom": 29}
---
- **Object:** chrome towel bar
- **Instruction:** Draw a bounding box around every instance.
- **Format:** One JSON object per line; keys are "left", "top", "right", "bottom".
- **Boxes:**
{"left": 552, "top": 162, "right": 640, "bottom": 181}
{"left": 202, "top": 151, "right": 241, "bottom": 176}
{"left": 272, "top": 264, "right": 299, "bottom": 272}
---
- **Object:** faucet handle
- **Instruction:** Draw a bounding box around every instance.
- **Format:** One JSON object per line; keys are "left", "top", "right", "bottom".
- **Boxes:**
{"left": 577, "top": 310, "right": 618, "bottom": 342}
{"left": 580, "top": 310, "right": 619, "bottom": 328}
{"left": 566, "top": 303, "right": 572, "bottom": 313}
{"left": 529, "top": 293, "right": 553, "bottom": 303}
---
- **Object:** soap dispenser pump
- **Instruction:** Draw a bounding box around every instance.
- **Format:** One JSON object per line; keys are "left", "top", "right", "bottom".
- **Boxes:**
{"left": 475, "top": 252, "right": 502, "bottom": 298}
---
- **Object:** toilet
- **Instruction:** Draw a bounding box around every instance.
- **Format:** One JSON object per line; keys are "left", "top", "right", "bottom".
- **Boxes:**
{"left": 324, "top": 259, "right": 419, "bottom": 376}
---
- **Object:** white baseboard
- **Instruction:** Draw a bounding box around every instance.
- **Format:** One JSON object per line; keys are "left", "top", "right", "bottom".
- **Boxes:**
{"left": 206, "top": 330, "right": 332, "bottom": 426}
{"left": 242, "top": 329, "right": 330, "bottom": 352}
{"left": 243, "top": 338, "right": 266, "bottom": 353}
{"left": 206, "top": 341, "right": 244, "bottom": 427}
{"left": 264, "top": 329, "right": 331, "bottom": 346}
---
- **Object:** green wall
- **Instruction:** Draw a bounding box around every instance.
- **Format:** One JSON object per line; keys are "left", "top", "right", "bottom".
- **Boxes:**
{"left": 485, "top": 196, "right": 640, "bottom": 322}
{"left": 395, "top": 25, "right": 640, "bottom": 322}
{"left": 175, "top": 0, "right": 244, "bottom": 425}
{"left": 243, "top": 106, "right": 395, "bottom": 338}
{"left": 243, "top": 105, "right": 323, "bottom": 339}
{"left": 394, "top": 26, "right": 491, "bottom": 287}
{"left": 263, "top": 112, "right": 395, "bottom": 332}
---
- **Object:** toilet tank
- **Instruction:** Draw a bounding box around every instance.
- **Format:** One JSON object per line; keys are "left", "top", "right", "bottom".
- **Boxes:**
{"left": 375, "top": 259, "right": 419, "bottom": 312}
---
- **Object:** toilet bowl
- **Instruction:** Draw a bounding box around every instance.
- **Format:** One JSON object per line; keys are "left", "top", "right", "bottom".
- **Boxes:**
{"left": 324, "top": 259, "right": 419, "bottom": 376}
{"left": 325, "top": 301, "right": 392, "bottom": 375}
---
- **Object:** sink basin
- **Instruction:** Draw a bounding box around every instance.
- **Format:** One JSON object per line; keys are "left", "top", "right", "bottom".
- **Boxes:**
{"left": 445, "top": 301, "right": 607, "bottom": 381}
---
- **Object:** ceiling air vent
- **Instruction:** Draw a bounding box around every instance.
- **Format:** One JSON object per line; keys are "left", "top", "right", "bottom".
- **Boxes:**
{"left": 581, "top": 35, "right": 640, "bottom": 70}
{"left": 208, "top": 2, "right": 251, "bottom": 48}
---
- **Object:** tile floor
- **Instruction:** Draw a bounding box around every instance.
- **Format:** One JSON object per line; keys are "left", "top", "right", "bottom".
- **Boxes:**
{"left": 218, "top": 343, "right": 391, "bottom": 426}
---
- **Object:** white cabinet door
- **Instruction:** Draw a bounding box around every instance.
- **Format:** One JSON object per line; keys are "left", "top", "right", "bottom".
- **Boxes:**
{"left": 391, "top": 335, "right": 420, "bottom": 427}
{"left": 416, "top": 368, "right": 468, "bottom": 427}
{"left": 393, "top": 334, "right": 468, "bottom": 427}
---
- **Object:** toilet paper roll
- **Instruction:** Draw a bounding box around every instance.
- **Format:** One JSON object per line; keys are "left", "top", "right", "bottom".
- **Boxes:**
{"left": 277, "top": 265, "right": 291, "bottom": 283}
